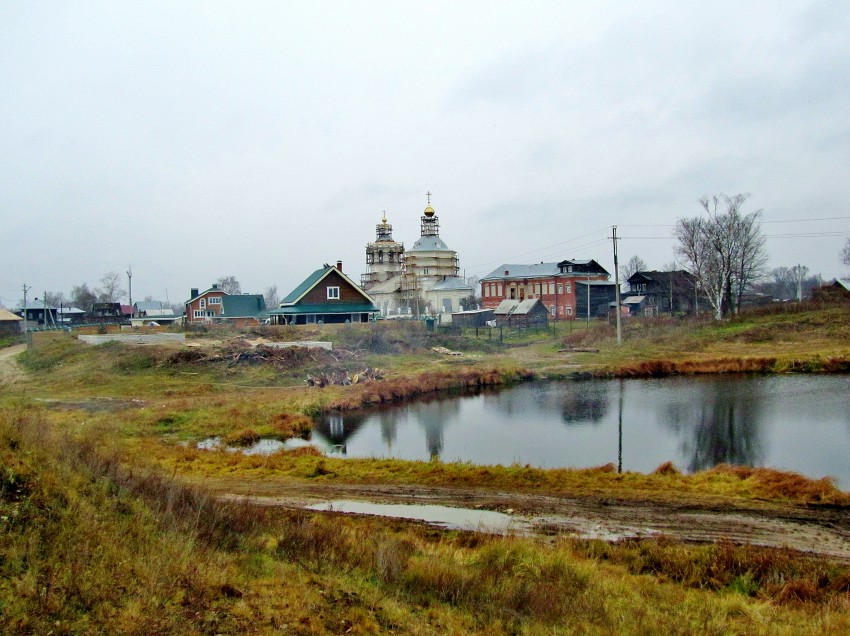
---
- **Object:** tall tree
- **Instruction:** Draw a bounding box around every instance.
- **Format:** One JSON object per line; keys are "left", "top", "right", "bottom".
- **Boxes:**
{"left": 264, "top": 285, "right": 280, "bottom": 309}
{"left": 70, "top": 284, "right": 97, "bottom": 312}
{"left": 620, "top": 255, "right": 647, "bottom": 282}
{"left": 842, "top": 238, "right": 850, "bottom": 269}
{"left": 97, "top": 271, "right": 126, "bottom": 303}
{"left": 217, "top": 275, "right": 241, "bottom": 295}
{"left": 674, "top": 194, "right": 766, "bottom": 319}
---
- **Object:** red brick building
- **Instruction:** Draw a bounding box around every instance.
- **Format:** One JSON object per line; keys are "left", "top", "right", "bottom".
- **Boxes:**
{"left": 480, "top": 259, "right": 610, "bottom": 320}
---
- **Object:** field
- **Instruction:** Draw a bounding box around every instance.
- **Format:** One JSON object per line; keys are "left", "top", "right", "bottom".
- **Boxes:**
{"left": 2, "top": 303, "right": 850, "bottom": 634}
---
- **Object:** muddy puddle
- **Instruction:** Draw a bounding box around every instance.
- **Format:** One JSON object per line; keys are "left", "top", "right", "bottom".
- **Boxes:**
{"left": 197, "top": 436, "right": 312, "bottom": 455}
{"left": 306, "top": 500, "right": 529, "bottom": 534}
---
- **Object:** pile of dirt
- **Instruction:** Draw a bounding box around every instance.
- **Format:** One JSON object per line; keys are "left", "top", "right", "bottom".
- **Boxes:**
{"left": 166, "top": 343, "right": 356, "bottom": 368}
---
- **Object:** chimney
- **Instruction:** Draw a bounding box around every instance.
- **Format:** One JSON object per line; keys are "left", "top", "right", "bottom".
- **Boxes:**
{"left": 190, "top": 288, "right": 199, "bottom": 299}
{"left": 336, "top": 260, "right": 343, "bottom": 272}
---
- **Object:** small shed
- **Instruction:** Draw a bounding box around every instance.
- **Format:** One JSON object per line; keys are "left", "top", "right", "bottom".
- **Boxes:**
{"left": 620, "top": 295, "right": 651, "bottom": 316}
{"left": 493, "top": 299, "right": 549, "bottom": 328}
{"left": 450, "top": 308, "right": 495, "bottom": 328}
{"left": 0, "top": 308, "right": 23, "bottom": 335}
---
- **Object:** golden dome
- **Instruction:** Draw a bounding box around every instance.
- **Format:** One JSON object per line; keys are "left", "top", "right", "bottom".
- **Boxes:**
{"left": 423, "top": 190, "right": 435, "bottom": 217}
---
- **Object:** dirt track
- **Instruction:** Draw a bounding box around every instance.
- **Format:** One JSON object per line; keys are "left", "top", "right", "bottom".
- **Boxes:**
{"left": 0, "top": 343, "right": 25, "bottom": 384}
{"left": 222, "top": 480, "right": 850, "bottom": 560}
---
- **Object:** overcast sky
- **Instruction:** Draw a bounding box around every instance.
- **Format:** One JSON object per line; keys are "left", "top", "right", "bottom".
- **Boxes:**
{"left": 2, "top": 1, "right": 849, "bottom": 307}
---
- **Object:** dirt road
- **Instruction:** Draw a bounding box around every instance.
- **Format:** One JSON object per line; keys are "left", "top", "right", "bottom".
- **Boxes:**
{"left": 221, "top": 480, "right": 850, "bottom": 560}
{"left": 0, "top": 343, "right": 25, "bottom": 385}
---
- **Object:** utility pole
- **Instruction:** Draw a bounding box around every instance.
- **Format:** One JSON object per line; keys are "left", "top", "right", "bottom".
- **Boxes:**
{"left": 43, "top": 291, "right": 56, "bottom": 328}
{"left": 22, "top": 284, "right": 31, "bottom": 337}
{"left": 612, "top": 226, "right": 622, "bottom": 345}
{"left": 796, "top": 264, "right": 803, "bottom": 302}
{"left": 127, "top": 265, "right": 133, "bottom": 308}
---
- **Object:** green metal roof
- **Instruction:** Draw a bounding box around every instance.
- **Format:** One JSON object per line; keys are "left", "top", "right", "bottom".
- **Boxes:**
{"left": 281, "top": 264, "right": 376, "bottom": 307}
{"left": 281, "top": 267, "right": 328, "bottom": 304}
{"left": 268, "top": 303, "right": 377, "bottom": 316}
{"left": 221, "top": 294, "right": 266, "bottom": 317}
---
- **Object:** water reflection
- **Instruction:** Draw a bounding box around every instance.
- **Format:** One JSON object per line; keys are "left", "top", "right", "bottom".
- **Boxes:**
{"left": 661, "top": 378, "right": 764, "bottom": 472}
{"left": 313, "top": 376, "right": 850, "bottom": 487}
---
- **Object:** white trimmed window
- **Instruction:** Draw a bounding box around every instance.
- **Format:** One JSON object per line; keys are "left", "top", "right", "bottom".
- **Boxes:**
{"left": 193, "top": 310, "right": 204, "bottom": 318}
{"left": 209, "top": 296, "right": 221, "bottom": 305}
{"left": 566, "top": 283, "right": 571, "bottom": 294}
{"left": 327, "top": 286, "right": 340, "bottom": 300}
{"left": 199, "top": 298, "right": 206, "bottom": 309}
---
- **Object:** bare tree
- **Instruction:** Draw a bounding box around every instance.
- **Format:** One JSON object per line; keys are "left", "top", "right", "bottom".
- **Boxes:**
{"left": 97, "top": 271, "right": 126, "bottom": 303}
{"left": 842, "top": 238, "right": 850, "bottom": 269}
{"left": 674, "top": 194, "right": 766, "bottom": 320}
{"left": 620, "top": 255, "right": 647, "bottom": 282}
{"left": 42, "top": 291, "right": 67, "bottom": 307}
{"left": 217, "top": 275, "right": 241, "bottom": 295}
{"left": 264, "top": 285, "right": 280, "bottom": 309}
{"left": 71, "top": 283, "right": 98, "bottom": 312}
{"left": 766, "top": 266, "right": 796, "bottom": 300}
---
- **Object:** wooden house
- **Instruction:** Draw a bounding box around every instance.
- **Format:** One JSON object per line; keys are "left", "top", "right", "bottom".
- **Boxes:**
{"left": 574, "top": 281, "right": 618, "bottom": 319}
{"left": 0, "top": 308, "right": 23, "bottom": 335}
{"left": 268, "top": 261, "right": 378, "bottom": 325}
{"left": 625, "top": 270, "right": 699, "bottom": 315}
{"left": 493, "top": 298, "right": 549, "bottom": 328}
{"left": 450, "top": 308, "right": 495, "bottom": 328}
{"left": 811, "top": 279, "right": 850, "bottom": 302}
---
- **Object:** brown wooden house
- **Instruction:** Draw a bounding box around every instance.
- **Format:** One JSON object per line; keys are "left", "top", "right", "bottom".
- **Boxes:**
{"left": 267, "top": 261, "right": 379, "bottom": 325}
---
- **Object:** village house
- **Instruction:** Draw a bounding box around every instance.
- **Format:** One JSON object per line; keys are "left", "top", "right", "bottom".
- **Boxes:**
{"left": 480, "top": 259, "right": 611, "bottom": 320}
{"left": 184, "top": 284, "right": 267, "bottom": 327}
{"left": 131, "top": 300, "right": 181, "bottom": 327}
{"left": 268, "top": 261, "right": 378, "bottom": 325}
{"left": 0, "top": 308, "right": 23, "bottom": 335}
{"left": 625, "top": 270, "right": 699, "bottom": 315}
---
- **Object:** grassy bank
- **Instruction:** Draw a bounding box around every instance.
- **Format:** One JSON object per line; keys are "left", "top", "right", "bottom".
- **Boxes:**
{"left": 4, "top": 404, "right": 850, "bottom": 635}
{"left": 3, "top": 305, "right": 850, "bottom": 632}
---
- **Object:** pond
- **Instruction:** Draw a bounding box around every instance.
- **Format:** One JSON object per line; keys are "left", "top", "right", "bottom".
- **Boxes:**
{"left": 313, "top": 375, "right": 850, "bottom": 488}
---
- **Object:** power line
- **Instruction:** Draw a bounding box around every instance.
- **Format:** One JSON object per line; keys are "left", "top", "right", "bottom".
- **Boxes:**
{"left": 465, "top": 226, "right": 611, "bottom": 270}
{"left": 620, "top": 215, "right": 850, "bottom": 229}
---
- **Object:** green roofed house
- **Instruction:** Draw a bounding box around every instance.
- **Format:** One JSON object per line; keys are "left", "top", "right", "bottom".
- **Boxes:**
{"left": 185, "top": 284, "right": 267, "bottom": 327}
{"left": 268, "top": 261, "right": 378, "bottom": 325}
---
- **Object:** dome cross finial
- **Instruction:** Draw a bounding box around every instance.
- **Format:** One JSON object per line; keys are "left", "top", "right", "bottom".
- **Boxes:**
{"left": 426, "top": 191, "right": 431, "bottom": 205}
